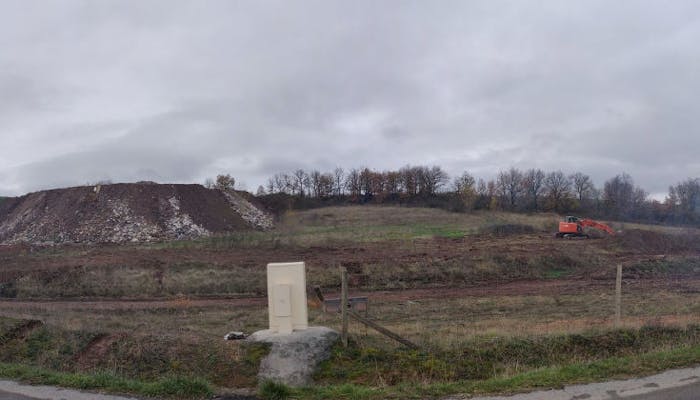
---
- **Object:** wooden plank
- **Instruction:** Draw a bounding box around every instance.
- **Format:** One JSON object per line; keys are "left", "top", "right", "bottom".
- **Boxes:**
{"left": 348, "top": 310, "right": 419, "bottom": 349}
{"left": 323, "top": 297, "right": 368, "bottom": 313}
{"left": 313, "top": 286, "right": 325, "bottom": 302}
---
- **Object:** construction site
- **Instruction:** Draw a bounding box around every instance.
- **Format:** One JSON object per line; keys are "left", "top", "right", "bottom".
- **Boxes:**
{"left": 0, "top": 183, "right": 699, "bottom": 399}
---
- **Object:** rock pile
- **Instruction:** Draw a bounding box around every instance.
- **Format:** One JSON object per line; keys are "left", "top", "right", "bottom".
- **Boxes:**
{"left": 0, "top": 183, "right": 273, "bottom": 245}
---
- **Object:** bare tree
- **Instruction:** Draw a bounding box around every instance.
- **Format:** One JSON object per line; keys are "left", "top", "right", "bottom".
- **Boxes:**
{"left": 497, "top": 168, "right": 524, "bottom": 210}
{"left": 385, "top": 171, "right": 401, "bottom": 195}
{"left": 667, "top": 178, "right": 700, "bottom": 217}
{"left": 544, "top": 171, "right": 572, "bottom": 212}
{"left": 418, "top": 165, "right": 449, "bottom": 195}
{"left": 359, "top": 168, "right": 373, "bottom": 196}
{"left": 453, "top": 171, "right": 476, "bottom": 192}
{"left": 345, "top": 168, "right": 361, "bottom": 197}
{"left": 570, "top": 172, "right": 595, "bottom": 203}
{"left": 522, "top": 168, "right": 545, "bottom": 211}
{"left": 399, "top": 165, "right": 418, "bottom": 196}
{"left": 603, "top": 173, "right": 641, "bottom": 218}
{"left": 292, "top": 169, "right": 309, "bottom": 197}
{"left": 309, "top": 170, "right": 322, "bottom": 198}
{"left": 272, "top": 172, "right": 292, "bottom": 194}
{"left": 333, "top": 167, "right": 345, "bottom": 196}
{"left": 454, "top": 171, "right": 477, "bottom": 210}
{"left": 319, "top": 173, "right": 334, "bottom": 198}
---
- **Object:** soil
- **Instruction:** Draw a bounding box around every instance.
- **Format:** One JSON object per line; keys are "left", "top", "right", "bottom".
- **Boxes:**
{"left": 0, "top": 230, "right": 690, "bottom": 278}
{"left": 0, "top": 183, "right": 271, "bottom": 244}
{"left": 73, "top": 332, "right": 128, "bottom": 370}
{"left": 1, "top": 277, "right": 698, "bottom": 315}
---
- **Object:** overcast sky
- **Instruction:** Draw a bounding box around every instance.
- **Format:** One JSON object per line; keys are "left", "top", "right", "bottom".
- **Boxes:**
{"left": 1, "top": 0, "right": 698, "bottom": 198}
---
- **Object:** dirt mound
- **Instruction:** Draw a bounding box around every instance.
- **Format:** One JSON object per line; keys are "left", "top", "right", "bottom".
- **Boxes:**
{"left": 0, "top": 183, "right": 272, "bottom": 244}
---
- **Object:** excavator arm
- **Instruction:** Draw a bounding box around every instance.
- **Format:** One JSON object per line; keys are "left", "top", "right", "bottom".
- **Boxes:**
{"left": 579, "top": 219, "right": 615, "bottom": 235}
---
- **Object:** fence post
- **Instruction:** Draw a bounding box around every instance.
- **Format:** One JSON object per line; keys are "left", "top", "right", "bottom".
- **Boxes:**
{"left": 615, "top": 264, "right": 622, "bottom": 328}
{"left": 341, "top": 266, "right": 348, "bottom": 347}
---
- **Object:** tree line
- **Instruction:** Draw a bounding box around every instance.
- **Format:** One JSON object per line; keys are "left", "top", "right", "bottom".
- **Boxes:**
{"left": 245, "top": 166, "right": 698, "bottom": 225}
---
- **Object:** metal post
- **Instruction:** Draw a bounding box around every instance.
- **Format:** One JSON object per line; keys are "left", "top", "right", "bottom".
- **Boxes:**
{"left": 615, "top": 264, "right": 622, "bottom": 328}
{"left": 341, "top": 267, "right": 348, "bottom": 347}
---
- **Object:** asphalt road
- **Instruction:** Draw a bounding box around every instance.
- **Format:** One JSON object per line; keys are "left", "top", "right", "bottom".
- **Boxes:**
{"left": 1, "top": 375, "right": 700, "bottom": 400}
{"left": 0, "top": 390, "right": 39, "bottom": 400}
{"left": 0, "top": 382, "right": 140, "bottom": 400}
{"left": 625, "top": 381, "right": 700, "bottom": 400}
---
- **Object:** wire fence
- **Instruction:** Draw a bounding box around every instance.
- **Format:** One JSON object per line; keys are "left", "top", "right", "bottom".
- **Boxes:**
{"left": 316, "top": 265, "right": 700, "bottom": 348}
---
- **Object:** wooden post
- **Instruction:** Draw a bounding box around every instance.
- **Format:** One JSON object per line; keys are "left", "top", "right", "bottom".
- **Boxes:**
{"left": 615, "top": 264, "right": 622, "bottom": 328}
{"left": 341, "top": 267, "right": 348, "bottom": 347}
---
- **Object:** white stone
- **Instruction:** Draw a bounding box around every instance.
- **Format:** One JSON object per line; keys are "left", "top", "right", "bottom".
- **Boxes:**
{"left": 247, "top": 326, "right": 340, "bottom": 387}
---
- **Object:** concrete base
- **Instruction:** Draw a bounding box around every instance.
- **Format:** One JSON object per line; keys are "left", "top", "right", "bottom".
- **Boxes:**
{"left": 247, "top": 326, "right": 340, "bottom": 387}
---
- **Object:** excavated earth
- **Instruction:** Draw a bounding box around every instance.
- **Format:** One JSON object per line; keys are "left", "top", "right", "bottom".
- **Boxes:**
{"left": 0, "top": 183, "right": 272, "bottom": 245}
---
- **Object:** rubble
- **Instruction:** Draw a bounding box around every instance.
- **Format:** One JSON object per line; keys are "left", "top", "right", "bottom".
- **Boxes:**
{"left": 0, "top": 183, "right": 272, "bottom": 245}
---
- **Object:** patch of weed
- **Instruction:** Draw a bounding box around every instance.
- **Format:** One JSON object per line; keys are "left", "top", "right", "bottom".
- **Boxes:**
{"left": 259, "top": 380, "right": 292, "bottom": 400}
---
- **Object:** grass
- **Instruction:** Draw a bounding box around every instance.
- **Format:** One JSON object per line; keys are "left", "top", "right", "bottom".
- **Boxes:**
{"left": 0, "top": 363, "right": 213, "bottom": 399}
{"left": 2, "top": 206, "right": 700, "bottom": 398}
{"left": 315, "top": 325, "right": 700, "bottom": 386}
{"left": 152, "top": 207, "right": 560, "bottom": 249}
{"left": 297, "top": 340, "right": 700, "bottom": 399}
{"left": 5, "top": 314, "right": 698, "bottom": 400}
{"left": 260, "top": 380, "right": 293, "bottom": 400}
{"left": 5, "top": 206, "right": 699, "bottom": 299}
{"left": 0, "top": 317, "right": 267, "bottom": 389}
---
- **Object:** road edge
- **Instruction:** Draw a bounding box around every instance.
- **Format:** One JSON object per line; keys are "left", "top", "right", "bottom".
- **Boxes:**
{"left": 0, "top": 380, "right": 141, "bottom": 400}
{"left": 450, "top": 365, "right": 700, "bottom": 400}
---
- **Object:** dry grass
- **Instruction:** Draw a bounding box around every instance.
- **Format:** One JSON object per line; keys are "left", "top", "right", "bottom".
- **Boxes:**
{"left": 3, "top": 206, "right": 700, "bottom": 398}
{"left": 614, "top": 221, "right": 700, "bottom": 235}
{"left": 319, "top": 283, "right": 700, "bottom": 350}
{"left": 274, "top": 207, "right": 559, "bottom": 244}
{"left": 5, "top": 278, "right": 699, "bottom": 353}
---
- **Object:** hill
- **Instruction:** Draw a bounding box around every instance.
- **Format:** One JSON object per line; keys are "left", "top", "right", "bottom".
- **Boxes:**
{"left": 0, "top": 183, "right": 272, "bottom": 245}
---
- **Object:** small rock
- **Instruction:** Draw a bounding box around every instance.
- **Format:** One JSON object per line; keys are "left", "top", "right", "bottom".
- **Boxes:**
{"left": 224, "top": 331, "right": 247, "bottom": 340}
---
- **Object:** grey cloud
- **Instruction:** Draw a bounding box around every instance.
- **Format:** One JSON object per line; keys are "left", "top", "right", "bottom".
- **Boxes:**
{"left": 1, "top": 0, "right": 699, "bottom": 198}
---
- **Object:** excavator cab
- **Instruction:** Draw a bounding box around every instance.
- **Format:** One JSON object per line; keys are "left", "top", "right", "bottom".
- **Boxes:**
{"left": 557, "top": 216, "right": 584, "bottom": 237}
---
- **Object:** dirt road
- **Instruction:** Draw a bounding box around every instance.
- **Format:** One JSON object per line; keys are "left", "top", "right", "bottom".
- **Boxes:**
{"left": 0, "top": 278, "right": 696, "bottom": 312}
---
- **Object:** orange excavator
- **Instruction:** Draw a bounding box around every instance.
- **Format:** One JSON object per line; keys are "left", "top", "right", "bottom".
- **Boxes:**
{"left": 555, "top": 216, "right": 615, "bottom": 239}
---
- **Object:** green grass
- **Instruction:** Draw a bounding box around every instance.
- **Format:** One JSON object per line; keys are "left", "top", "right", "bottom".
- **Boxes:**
{"left": 3, "top": 326, "right": 700, "bottom": 400}
{"left": 0, "top": 317, "right": 265, "bottom": 389}
{"left": 148, "top": 207, "right": 558, "bottom": 249}
{"left": 0, "top": 363, "right": 213, "bottom": 398}
{"left": 296, "top": 342, "right": 700, "bottom": 399}
{"left": 260, "top": 379, "right": 293, "bottom": 400}
{"left": 315, "top": 326, "right": 700, "bottom": 387}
